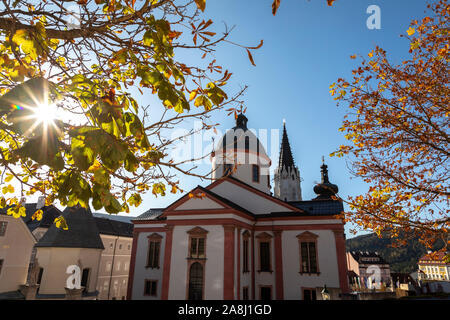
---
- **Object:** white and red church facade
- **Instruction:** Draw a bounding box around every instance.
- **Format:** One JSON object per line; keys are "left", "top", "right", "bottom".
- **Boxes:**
{"left": 127, "top": 115, "right": 349, "bottom": 300}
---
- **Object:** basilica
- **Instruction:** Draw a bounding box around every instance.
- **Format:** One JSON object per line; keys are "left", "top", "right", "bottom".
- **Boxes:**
{"left": 127, "top": 114, "right": 349, "bottom": 300}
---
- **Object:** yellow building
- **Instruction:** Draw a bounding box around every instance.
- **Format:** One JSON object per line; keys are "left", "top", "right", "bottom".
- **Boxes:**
{"left": 418, "top": 250, "right": 450, "bottom": 282}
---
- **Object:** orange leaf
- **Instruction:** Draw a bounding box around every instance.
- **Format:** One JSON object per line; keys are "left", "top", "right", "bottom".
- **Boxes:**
{"left": 272, "top": 0, "right": 281, "bottom": 15}
{"left": 246, "top": 49, "right": 256, "bottom": 66}
{"left": 194, "top": 0, "right": 206, "bottom": 12}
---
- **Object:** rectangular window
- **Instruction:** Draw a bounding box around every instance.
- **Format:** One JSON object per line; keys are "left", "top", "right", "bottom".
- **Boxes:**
{"left": 259, "top": 242, "right": 271, "bottom": 272}
{"left": 0, "top": 259, "right": 3, "bottom": 276}
{"left": 0, "top": 221, "right": 7, "bottom": 236}
{"left": 147, "top": 241, "right": 161, "bottom": 268}
{"left": 81, "top": 268, "right": 90, "bottom": 293}
{"left": 300, "top": 242, "right": 318, "bottom": 273}
{"left": 243, "top": 287, "right": 249, "bottom": 300}
{"left": 252, "top": 165, "right": 260, "bottom": 183}
{"left": 190, "top": 237, "right": 206, "bottom": 258}
{"left": 303, "top": 288, "right": 317, "bottom": 301}
{"left": 144, "top": 280, "right": 157, "bottom": 296}
{"left": 260, "top": 287, "right": 271, "bottom": 300}
{"left": 243, "top": 239, "right": 249, "bottom": 273}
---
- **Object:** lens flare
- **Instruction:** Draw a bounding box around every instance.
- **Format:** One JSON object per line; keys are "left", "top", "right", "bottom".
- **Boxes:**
{"left": 11, "top": 104, "right": 24, "bottom": 110}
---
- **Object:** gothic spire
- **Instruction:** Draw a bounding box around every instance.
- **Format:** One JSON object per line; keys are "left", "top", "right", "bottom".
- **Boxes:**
{"left": 278, "top": 121, "right": 295, "bottom": 171}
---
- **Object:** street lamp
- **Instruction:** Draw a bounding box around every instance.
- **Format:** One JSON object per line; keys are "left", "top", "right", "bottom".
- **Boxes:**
{"left": 321, "top": 285, "right": 330, "bottom": 300}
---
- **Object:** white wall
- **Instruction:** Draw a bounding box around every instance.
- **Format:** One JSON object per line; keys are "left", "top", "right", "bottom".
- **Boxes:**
{"left": 131, "top": 231, "right": 165, "bottom": 300}
{"left": 168, "top": 225, "right": 224, "bottom": 300}
{"left": 282, "top": 230, "right": 340, "bottom": 300}
{"left": 211, "top": 181, "right": 293, "bottom": 214}
{"left": 175, "top": 197, "right": 224, "bottom": 210}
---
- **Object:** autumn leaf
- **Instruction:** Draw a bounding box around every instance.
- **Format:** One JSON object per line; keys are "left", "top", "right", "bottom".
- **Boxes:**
{"left": 272, "top": 0, "right": 281, "bottom": 15}
{"left": 54, "top": 216, "right": 68, "bottom": 230}
{"left": 32, "top": 209, "right": 43, "bottom": 221}
{"left": 246, "top": 49, "right": 256, "bottom": 66}
{"left": 194, "top": 0, "right": 206, "bottom": 12}
{"left": 407, "top": 27, "right": 415, "bottom": 36}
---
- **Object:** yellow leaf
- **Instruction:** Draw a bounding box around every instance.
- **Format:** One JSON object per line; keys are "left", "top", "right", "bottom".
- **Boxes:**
{"left": 189, "top": 90, "right": 198, "bottom": 101}
{"left": 54, "top": 216, "right": 69, "bottom": 230}
{"left": 32, "top": 209, "right": 43, "bottom": 221}
{"left": 407, "top": 27, "right": 415, "bottom": 36}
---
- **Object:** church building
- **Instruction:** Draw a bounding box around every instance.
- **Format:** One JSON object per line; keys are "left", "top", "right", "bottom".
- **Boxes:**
{"left": 127, "top": 114, "right": 349, "bottom": 300}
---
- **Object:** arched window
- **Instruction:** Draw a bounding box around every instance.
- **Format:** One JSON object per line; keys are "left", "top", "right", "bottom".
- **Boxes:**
{"left": 188, "top": 262, "right": 204, "bottom": 300}
{"left": 245, "top": 136, "right": 249, "bottom": 151}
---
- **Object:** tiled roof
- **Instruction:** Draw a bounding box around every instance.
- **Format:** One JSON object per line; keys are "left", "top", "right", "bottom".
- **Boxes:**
{"left": 419, "top": 250, "right": 449, "bottom": 263}
{"left": 132, "top": 208, "right": 165, "bottom": 221}
{"left": 288, "top": 199, "right": 344, "bottom": 216}
{"left": 35, "top": 205, "right": 104, "bottom": 249}
{"left": 94, "top": 217, "right": 133, "bottom": 237}
{"left": 349, "top": 251, "right": 389, "bottom": 265}
{"left": 0, "top": 203, "right": 62, "bottom": 232}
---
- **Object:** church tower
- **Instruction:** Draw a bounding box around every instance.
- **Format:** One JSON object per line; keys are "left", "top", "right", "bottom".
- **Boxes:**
{"left": 274, "top": 121, "right": 302, "bottom": 201}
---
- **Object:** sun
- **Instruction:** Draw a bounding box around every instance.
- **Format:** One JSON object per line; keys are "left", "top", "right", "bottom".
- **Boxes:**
{"left": 33, "top": 102, "right": 58, "bottom": 126}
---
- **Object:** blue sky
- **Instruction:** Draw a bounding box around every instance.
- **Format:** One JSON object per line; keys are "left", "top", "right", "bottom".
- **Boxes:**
{"left": 103, "top": 0, "right": 431, "bottom": 237}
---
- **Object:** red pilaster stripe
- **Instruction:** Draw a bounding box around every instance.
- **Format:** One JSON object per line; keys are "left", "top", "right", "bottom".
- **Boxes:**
{"left": 161, "top": 225, "right": 174, "bottom": 300}
{"left": 251, "top": 230, "right": 256, "bottom": 300}
{"left": 237, "top": 227, "right": 241, "bottom": 300}
{"left": 333, "top": 229, "right": 350, "bottom": 294}
{"left": 274, "top": 230, "right": 284, "bottom": 300}
{"left": 223, "top": 225, "right": 235, "bottom": 300}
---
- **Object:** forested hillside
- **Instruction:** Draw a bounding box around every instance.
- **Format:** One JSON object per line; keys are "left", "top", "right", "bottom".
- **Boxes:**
{"left": 346, "top": 233, "right": 445, "bottom": 273}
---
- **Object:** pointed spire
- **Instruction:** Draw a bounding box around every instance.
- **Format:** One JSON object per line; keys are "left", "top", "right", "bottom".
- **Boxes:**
{"left": 278, "top": 121, "right": 295, "bottom": 170}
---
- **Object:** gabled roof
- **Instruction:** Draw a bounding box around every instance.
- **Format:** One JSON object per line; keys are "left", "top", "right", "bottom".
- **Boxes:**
{"left": 208, "top": 175, "right": 304, "bottom": 213}
{"left": 35, "top": 205, "right": 104, "bottom": 249}
{"left": 198, "top": 186, "right": 254, "bottom": 217}
{"left": 162, "top": 185, "right": 255, "bottom": 219}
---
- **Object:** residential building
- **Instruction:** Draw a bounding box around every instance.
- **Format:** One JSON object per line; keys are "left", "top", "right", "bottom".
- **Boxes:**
{"left": 346, "top": 251, "right": 391, "bottom": 290}
{"left": 418, "top": 250, "right": 450, "bottom": 281}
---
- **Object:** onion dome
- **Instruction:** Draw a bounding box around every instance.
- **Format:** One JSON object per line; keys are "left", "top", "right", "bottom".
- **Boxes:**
{"left": 313, "top": 159, "right": 339, "bottom": 200}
